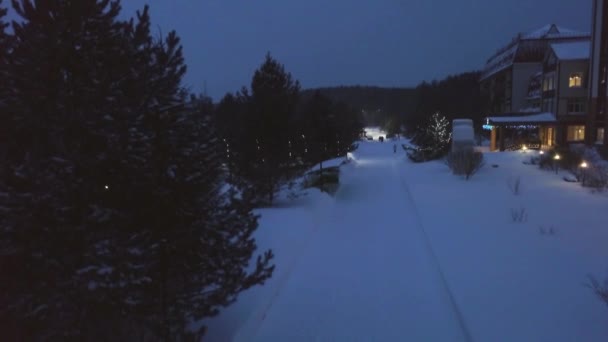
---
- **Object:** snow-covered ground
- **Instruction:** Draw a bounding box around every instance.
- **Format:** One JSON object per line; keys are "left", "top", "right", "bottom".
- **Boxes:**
{"left": 204, "top": 140, "right": 608, "bottom": 341}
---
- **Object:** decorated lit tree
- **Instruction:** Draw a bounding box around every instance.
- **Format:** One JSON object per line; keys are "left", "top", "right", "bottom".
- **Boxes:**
{"left": 408, "top": 112, "right": 451, "bottom": 162}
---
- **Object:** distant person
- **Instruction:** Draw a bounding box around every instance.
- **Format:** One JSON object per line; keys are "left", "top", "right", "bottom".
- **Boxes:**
{"left": 393, "top": 144, "right": 397, "bottom": 153}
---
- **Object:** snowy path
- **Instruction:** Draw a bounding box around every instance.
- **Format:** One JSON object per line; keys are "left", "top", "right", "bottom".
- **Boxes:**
{"left": 234, "top": 143, "right": 470, "bottom": 341}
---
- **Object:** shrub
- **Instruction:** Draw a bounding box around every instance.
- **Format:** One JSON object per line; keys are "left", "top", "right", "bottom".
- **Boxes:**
{"left": 445, "top": 149, "right": 484, "bottom": 180}
{"left": 510, "top": 207, "right": 527, "bottom": 223}
{"left": 578, "top": 147, "right": 608, "bottom": 191}
{"left": 507, "top": 176, "right": 522, "bottom": 195}
{"left": 587, "top": 275, "right": 608, "bottom": 308}
{"left": 538, "top": 148, "right": 579, "bottom": 173}
{"left": 538, "top": 151, "right": 555, "bottom": 170}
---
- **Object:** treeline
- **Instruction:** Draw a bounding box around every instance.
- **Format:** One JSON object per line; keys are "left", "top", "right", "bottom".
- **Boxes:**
{"left": 408, "top": 71, "right": 489, "bottom": 132}
{"left": 0, "top": 1, "right": 281, "bottom": 340}
{"left": 304, "top": 71, "right": 489, "bottom": 134}
{"left": 214, "top": 55, "right": 364, "bottom": 205}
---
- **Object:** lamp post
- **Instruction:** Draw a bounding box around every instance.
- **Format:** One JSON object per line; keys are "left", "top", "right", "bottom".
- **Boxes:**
{"left": 553, "top": 154, "right": 561, "bottom": 174}
{"left": 580, "top": 161, "right": 588, "bottom": 186}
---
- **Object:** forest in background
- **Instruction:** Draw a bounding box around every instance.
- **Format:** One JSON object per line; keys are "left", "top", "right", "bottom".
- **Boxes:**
{"left": 301, "top": 71, "right": 489, "bottom": 135}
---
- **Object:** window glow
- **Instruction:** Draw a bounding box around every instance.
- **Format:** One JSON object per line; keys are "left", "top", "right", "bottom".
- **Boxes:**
{"left": 569, "top": 73, "right": 582, "bottom": 88}
{"left": 566, "top": 125, "right": 585, "bottom": 141}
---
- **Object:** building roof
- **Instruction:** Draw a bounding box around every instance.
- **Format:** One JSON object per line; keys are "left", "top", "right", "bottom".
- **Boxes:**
{"left": 487, "top": 112, "right": 556, "bottom": 125}
{"left": 521, "top": 24, "right": 589, "bottom": 39}
{"left": 550, "top": 41, "right": 590, "bottom": 60}
{"left": 481, "top": 24, "right": 590, "bottom": 81}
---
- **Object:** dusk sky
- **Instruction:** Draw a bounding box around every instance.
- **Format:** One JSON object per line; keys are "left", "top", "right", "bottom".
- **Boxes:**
{"left": 10, "top": 0, "right": 594, "bottom": 100}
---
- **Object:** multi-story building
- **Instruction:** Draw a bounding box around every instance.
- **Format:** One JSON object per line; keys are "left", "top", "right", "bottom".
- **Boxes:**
{"left": 542, "top": 41, "right": 590, "bottom": 144}
{"left": 481, "top": 24, "right": 590, "bottom": 115}
{"left": 588, "top": 0, "right": 608, "bottom": 146}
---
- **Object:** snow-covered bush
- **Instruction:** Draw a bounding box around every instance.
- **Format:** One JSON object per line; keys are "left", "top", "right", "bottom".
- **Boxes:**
{"left": 445, "top": 149, "right": 484, "bottom": 180}
{"left": 572, "top": 146, "right": 608, "bottom": 191}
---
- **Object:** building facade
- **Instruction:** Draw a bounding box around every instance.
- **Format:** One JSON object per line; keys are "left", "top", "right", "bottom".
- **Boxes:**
{"left": 481, "top": 24, "right": 590, "bottom": 115}
{"left": 588, "top": 0, "right": 608, "bottom": 146}
{"left": 542, "top": 41, "right": 590, "bottom": 144}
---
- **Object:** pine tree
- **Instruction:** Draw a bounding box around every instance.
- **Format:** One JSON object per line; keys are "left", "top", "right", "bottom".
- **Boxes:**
{"left": 408, "top": 112, "right": 451, "bottom": 162}
{"left": 248, "top": 53, "right": 300, "bottom": 204}
{"left": 300, "top": 91, "right": 334, "bottom": 162}
{"left": 1, "top": 1, "right": 274, "bottom": 340}
{"left": 0, "top": 0, "right": 10, "bottom": 167}
{"left": 1, "top": 1, "right": 128, "bottom": 339}
{"left": 216, "top": 89, "right": 252, "bottom": 187}
{"left": 332, "top": 101, "right": 363, "bottom": 156}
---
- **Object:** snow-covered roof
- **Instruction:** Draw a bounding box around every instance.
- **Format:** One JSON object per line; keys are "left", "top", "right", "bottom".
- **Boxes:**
{"left": 550, "top": 41, "right": 590, "bottom": 60}
{"left": 481, "top": 24, "right": 590, "bottom": 81}
{"left": 481, "top": 42, "right": 518, "bottom": 80}
{"left": 487, "top": 112, "right": 556, "bottom": 124}
{"left": 521, "top": 24, "right": 588, "bottom": 39}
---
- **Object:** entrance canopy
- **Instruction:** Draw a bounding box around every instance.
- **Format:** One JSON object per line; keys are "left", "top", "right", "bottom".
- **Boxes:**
{"left": 483, "top": 112, "right": 556, "bottom": 130}
{"left": 483, "top": 113, "right": 557, "bottom": 151}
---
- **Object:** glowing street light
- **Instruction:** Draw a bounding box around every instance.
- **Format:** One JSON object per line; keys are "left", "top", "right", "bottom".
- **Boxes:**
{"left": 553, "top": 154, "right": 560, "bottom": 160}
{"left": 522, "top": 145, "right": 528, "bottom": 151}
{"left": 539, "top": 150, "right": 544, "bottom": 155}
{"left": 579, "top": 161, "right": 589, "bottom": 185}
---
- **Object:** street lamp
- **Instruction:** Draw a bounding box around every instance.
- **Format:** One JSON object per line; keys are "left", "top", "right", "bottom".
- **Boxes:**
{"left": 580, "top": 161, "right": 588, "bottom": 186}
{"left": 553, "top": 154, "right": 560, "bottom": 174}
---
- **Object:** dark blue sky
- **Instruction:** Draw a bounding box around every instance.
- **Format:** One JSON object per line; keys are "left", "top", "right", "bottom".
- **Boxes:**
{"left": 9, "top": 0, "right": 593, "bottom": 100}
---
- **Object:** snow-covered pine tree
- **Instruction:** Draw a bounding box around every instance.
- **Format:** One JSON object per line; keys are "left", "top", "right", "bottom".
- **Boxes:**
{"left": 1, "top": 1, "right": 274, "bottom": 340}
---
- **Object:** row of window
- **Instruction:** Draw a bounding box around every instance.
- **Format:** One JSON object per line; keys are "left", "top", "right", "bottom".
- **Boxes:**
{"left": 564, "top": 126, "right": 605, "bottom": 144}
{"left": 567, "top": 99, "right": 586, "bottom": 114}
{"left": 542, "top": 73, "right": 584, "bottom": 91}
{"left": 541, "top": 98, "right": 586, "bottom": 115}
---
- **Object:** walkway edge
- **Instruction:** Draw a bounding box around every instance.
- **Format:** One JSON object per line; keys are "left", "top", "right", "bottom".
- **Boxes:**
{"left": 395, "top": 160, "right": 475, "bottom": 342}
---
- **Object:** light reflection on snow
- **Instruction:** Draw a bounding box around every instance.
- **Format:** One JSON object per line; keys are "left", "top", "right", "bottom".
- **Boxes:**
{"left": 364, "top": 127, "right": 387, "bottom": 140}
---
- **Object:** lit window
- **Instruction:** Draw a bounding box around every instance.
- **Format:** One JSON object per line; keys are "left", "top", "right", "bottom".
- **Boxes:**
{"left": 569, "top": 73, "right": 582, "bottom": 88}
{"left": 567, "top": 99, "right": 586, "bottom": 114}
{"left": 567, "top": 125, "right": 585, "bottom": 141}
{"left": 597, "top": 128, "right": 605, "bottom": 144}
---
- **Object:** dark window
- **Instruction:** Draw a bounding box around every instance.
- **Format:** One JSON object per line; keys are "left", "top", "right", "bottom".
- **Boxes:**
{"left": 567, "top": 99, "right": 586, "bottom": 114}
